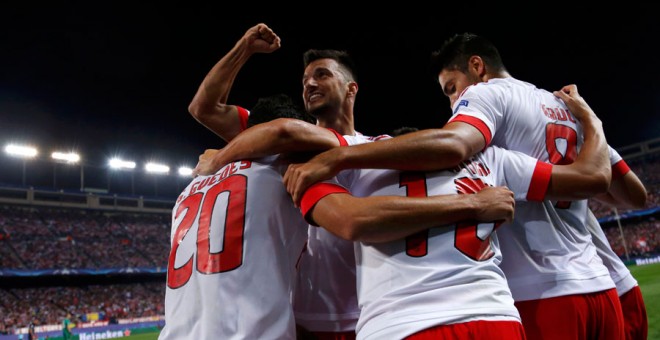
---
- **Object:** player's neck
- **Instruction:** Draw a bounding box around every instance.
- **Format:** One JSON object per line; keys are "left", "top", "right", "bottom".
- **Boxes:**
{"left": 483, "top": 71, "right": 511, "bottom": 81}
{"left": 317, "top": 111, "right": 355, "bottom": 136}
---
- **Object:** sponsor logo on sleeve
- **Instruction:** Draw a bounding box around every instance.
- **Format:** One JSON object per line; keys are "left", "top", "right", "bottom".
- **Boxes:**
{"left": 453, "top": 99, "right": 469, "bottom": 114}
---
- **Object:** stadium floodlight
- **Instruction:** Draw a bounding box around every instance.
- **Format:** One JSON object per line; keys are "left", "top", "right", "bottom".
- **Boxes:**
{"left": 52, "top": 151, "right": 80, "bottom": 163}
{"left": 145, "top": 162, "right": 170, "bottom": 174}
{"left": 109, "top": 157, "right": 136, "bottom": 170}
{"left": 178, "top": 166, "right": 193, "bottom": 176}
{"left": 5, "top": 144, "right": 38, "bottom": 158}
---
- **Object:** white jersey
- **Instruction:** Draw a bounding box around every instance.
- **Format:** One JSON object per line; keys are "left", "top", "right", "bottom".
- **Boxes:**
{"left": 586, "top": 147, "right": 638, "bottom": 296}
{"left": 293, "top": 227, "right": 360, "bottom": 331}
{"left": 586, "top": 209, "right": 637, "bottom": 296}
{"left": 303, "top": 139, "right": 553, "bottom": 340}
{"left": 293, "top": 132, "right": 381, "bottom": 332}
{"left": 160, "top": 156, "right": 308, "bottom": 340}
{"left": 449, "top": 77, "right": 614, "bottom": 301}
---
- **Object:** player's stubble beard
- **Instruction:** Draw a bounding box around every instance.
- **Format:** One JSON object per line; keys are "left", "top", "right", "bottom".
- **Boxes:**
{"left": 306, "top": 100, "right": 340, "bottom": 121}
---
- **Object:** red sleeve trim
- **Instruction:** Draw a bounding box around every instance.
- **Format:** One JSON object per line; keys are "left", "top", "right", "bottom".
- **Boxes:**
{"left": 612, "top": 160, "right": 630, "bottom": 179}
{"left": 326, "top": 128, "right": 348, "bottom": 146}
{"left": 237, "top": 106, "right": 249, "bottom": 132}
{"left": 447, "top": 114, "right": 492, "bottom": 147}
{"left": 527, "top": 161, "right": 553, "bottom": 201}
{"left": 300, "top": 183, "right": 349, "bottom": 226}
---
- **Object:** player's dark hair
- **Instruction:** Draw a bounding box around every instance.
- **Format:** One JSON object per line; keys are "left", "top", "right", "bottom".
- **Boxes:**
{"left": 391, "top": 126, "right": 419, "bottom": 136}
{"left": 247, "top": 94, "right": 315, "bottom": 128}
{"left": 303, "top": 49, "right": 358, "bottom": 82}
{"left": 429, "top": 33, "right": 507, "bottom": 81}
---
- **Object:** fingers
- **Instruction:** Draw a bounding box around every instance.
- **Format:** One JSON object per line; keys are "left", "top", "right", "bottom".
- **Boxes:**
{"left": 554, "top": 84, "right": 579, "bottom": 100}
{"left": 290, "top": 176, "right": 305, "bottom": 207}
{"left": 488, "top": 186, "right": 515, "bottom": 223}
{"left": 284, "top": 164, "right": 301, "bottom": 206}
{"left": 503, "top": 188, "right": 515, "bottom": 223}
{"left": 284, "top": 163, "right": 315, "bottom": 207}
{"left": 272, "top": 36, "right": 282, "bottom": 49}
{"left": 192, "top": 160, "right": 205, "bottom": 178}
{"left": 255, "top": 23, "right": 280, "bottom": 45}
{"left": 561, "top": 84, "right": 577, "bottom": 94}
{"left": 553, "top": 89, "right": 569, "bottom": 101}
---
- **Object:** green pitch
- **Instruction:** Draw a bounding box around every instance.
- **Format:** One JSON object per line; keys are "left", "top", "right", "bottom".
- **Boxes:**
{"left": 123, "top": 331, "right": 160, "bottom": 340}
{"left": 630, "top": 261, "right": 660, "bottom": 340}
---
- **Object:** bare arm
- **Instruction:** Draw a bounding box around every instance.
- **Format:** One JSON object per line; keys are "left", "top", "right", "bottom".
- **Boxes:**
{"left": 593, "top": 170, "right": 647, "bottom": 209}
{"left": 544, "top": 85, "right": 611, "bottom": 200}
{"left": 188, "top": 23, "right": 281, "bottom": 142}
{"left": 193, "top": 118, "right": 341, "bottom": 176}
{"left": 284, "top": 123, "right": 484, "bottom": 204}
{"left": 308, "top": 186, "right": 514, "bottom": 243}
{"left": 331, "top": 123, "right": 484, "bottom": 172}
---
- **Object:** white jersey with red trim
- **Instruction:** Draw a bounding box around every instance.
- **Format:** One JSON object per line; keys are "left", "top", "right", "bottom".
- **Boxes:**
{"left": 293, "top": 132, "right": 382, "bottom": 332}
{"left": 449, "top": 77, "right": 614, "bottom": 301}
{"left": 587, "top": 147, "right": 638, "bottom": 296}
{"left": 303, "top": 142, "right": 552, "bottom": 340}
{"left": 586, "top": 209, "right": 637, "bottom": 296}
{"left": 160, "top": 156, "right": 308, "bottom": 340}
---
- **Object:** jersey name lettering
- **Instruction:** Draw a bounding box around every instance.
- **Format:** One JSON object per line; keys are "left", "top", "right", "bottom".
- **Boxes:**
{"left": 541, "top": 104, "right": 575, "bottom": 123}
{"left": 176, "top": 161, "right": 252, "bottom": 203}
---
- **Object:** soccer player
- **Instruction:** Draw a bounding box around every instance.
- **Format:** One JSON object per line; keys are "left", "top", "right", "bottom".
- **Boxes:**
{"left": 27, "top": 318, "right": 37, "bottom": 340}
{"left": 62, "top": 313, "right": 73, "bottom": 340}
{"left": 159, "top": 94, "right": 317, "bottom": 339}
{"left": 431, "top": 34, "right": 621, "bottom": 340}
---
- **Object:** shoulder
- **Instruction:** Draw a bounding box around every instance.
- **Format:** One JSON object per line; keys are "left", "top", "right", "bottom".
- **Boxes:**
{"left": 461, "top": 79, "right": 509, "bottom": 101}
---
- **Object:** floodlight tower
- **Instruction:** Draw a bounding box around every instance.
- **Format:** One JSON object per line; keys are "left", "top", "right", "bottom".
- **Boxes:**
{"left": 5, "top": 144, "right": 38, "bottom": 186}
{"left": 146, "top": 162, "right": 170, "bottom": 196}
{"left": 51, "top": 151, "right": 81, "bottom": 190}
{"left": 109, "top": 157, "right": 136, "bottom": 194}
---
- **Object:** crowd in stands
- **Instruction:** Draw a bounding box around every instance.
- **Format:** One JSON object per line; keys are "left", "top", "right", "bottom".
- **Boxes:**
{"left": 604, "top": 220, "right": 659, "bottom": 259}
{"left": 0, "top": 207, "right": 169, "bottom": 270}
{"left": 589, "top": 155, "right": 660, "bottom": 218}
{"left": 0, "top": 282, "right": 164, "bottom": 335}
{"left": 0, "top": 152, "right": 658, "bottom": 334}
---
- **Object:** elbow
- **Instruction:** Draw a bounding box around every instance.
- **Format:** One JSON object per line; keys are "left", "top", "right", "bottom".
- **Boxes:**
{"left": 271, "top": 119, "right": 297, "bottom": 139}
{"left": 425, "top": 129, "right": 474, "bottom": 168}
{"left": 325, "top": 213, "right": 364, "bottom": 241}
{"left": 332, "top": 212, "right": 372, "bottom": 242}
{"left": 311, "top": 200, "right": 364, "bottom": 242}
{"left": 260, "top": 119, "right": 299, "bottom": 146}
{"left": 318, "top": 220, "right": 362, "bottom": 242}
{"left": 631, "top": 196, "right": 648, "bottom": 210}
{"left": 188, "top": 100, "right": 216, "bottom": 122}
{"left": 188, "top": 101, "right": 204, "bottom": 120}
{"left": 341, "top": 226, "right": 363, "bottom": 242}
{"left": 269, "top": 118, "right": 319, "bottom": 147}
{"left": 342, "top": 213, "right": 385, "bottom": 242}
{"left": 629, "top": 190, "right": 648, "bottom": 209}
{"left": 444, "top": 144, "right": 472, "bottom": 168}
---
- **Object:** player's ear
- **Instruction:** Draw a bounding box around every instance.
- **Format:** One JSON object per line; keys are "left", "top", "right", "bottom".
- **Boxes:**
{"left": 347, "top": 81, "right": 358, "bottom": 98}
{"left": 469, "top": 55, "right": 486, "bottom": 78}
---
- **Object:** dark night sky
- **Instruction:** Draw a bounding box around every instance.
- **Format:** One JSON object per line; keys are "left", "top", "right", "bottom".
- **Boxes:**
{"left": 1, "top": 4, "right": 659, "bottom": 171}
